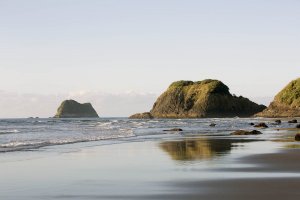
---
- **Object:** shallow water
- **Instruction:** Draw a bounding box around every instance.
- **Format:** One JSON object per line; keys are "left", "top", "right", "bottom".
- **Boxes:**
{"left": 0, "top": 117, "right": 297, "bottom": 153}
{"left": 0, "top": 137, "right": 299, "bottom": 200}
{"left": 0, "top": 117, "right": 299, "bottom": 200}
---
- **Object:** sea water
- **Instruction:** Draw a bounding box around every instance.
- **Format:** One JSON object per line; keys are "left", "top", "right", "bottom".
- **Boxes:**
{"left": 0, "top": 117, "right": 295, "bottom": 153}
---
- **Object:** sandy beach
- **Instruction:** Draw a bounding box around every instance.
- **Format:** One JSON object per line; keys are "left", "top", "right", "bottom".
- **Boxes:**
{"left": 1, "top": 0, "right": 300, "bottom": 199}
{"left": 1, "top": 135, "right": 299, "bottom": 200}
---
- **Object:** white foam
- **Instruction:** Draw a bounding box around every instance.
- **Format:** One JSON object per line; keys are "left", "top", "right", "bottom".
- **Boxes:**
{"left": 0, "top": 129, "right": 20, "bottom": 134}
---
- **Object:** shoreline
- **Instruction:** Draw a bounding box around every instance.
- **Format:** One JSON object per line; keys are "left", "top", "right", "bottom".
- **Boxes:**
{"left": 0, "top": 117, "right": 299, "bottom": 154}
{"left": 1, "top": 136, "right": 300, "bottom": 200}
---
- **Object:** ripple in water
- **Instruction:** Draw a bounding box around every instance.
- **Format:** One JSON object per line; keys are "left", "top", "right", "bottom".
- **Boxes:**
{"left": 0, "top": 118, "right": 291, "bottom": 152}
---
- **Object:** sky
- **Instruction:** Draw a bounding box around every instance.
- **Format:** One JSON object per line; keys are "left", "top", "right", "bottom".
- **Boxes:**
{"left": 0, "top": 0, "right": 299, "bottom": 117}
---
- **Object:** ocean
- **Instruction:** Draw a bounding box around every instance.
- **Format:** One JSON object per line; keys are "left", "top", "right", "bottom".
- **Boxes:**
{"left": 1, "top": 118, "right": 300, "bottom": 200}
{"left": 0, "top": 118, "right": 294, "bottom": 153}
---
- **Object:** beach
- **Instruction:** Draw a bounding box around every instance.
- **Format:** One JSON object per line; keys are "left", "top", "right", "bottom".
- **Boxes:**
{"left": 1, "top": 0, "right": 300, "bottom": 199}
{"left": 1, "top": 130, "right": 300, "bottom": 200}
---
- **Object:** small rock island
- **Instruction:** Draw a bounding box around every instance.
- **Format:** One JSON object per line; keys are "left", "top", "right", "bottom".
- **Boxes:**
{"left": 130, "top": 79, "right": 266, "bottom": 118}
{"left": 54, "top": 100, "right": 99, "bottom": 118}
{"left": 256, "top": 78, "right": 300, "bottom": 117}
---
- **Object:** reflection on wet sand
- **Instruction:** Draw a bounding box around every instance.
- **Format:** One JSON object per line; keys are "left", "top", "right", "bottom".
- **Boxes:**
{"left": 284, "top": 144, "right": 300, "bottom": 149}
{"left": 160, "top": 138, "right": 256, "bottom": 161}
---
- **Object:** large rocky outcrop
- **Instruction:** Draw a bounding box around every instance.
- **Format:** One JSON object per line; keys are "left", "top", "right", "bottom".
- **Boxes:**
{"left": 256, "top": 78, "right": 300, "bottom": 117}
{"left": 54, "top": 100, "right": 99, "bottom": 118}
{"left": 130, "top": 79, "right": 266, "bottom": 118}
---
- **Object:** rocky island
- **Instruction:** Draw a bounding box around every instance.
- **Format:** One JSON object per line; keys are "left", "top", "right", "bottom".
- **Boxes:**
{"left": 130, "top": 79, "right": 266, "bottom": 118}
{"left": 54, "top": 100, "right": 99, "bottom": 118}
{"left": 256, "top": 78, "right": 300, "bottom": 117}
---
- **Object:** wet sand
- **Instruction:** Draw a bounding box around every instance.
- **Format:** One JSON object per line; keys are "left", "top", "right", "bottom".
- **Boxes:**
{"left": 0, "top": 137, "right": 299, "bottom": 200}
{"left": 165, "top": 149, "right": 300, "bottom": 200}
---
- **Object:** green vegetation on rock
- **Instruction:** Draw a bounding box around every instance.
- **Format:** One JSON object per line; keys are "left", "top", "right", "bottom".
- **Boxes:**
{"left": 169, "top": 80, "right": 194, "bottom": 88}
{"left": 275, "top": 78, "right": 300, "bottom": 107}
{"left": 256, "top": 78, "right": 300, "bottom": 117}
{"left": 130, "top": 79, "right": 266, "bottom": 118}
{"left": 54, "top": 100, "right": 99, "bottom": 118}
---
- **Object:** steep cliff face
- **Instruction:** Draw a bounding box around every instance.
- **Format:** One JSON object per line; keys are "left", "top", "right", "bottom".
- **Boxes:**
{"left": 54, "top": 100, "right": 99, "bottom": 118}
{"left": 130, "top": 79, "right": 266, "bottom": 118}
{"left": 256, "top": 78, "right": 300, "bottom": 117}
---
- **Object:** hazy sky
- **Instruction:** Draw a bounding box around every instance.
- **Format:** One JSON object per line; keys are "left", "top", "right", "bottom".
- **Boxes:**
{"left": 0, "top": 0, "right": 299, "bottom": 117}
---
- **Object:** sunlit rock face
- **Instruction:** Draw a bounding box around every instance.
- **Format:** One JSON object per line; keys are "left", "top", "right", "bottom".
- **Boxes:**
{"left": 130, "top": 79, "right": 266, "bottom": 118}
{"left": 256, "top": 78, "right": 300, "bottom": 117}
{"left": 54, "top": 100, "right": 99, "bottom": 118}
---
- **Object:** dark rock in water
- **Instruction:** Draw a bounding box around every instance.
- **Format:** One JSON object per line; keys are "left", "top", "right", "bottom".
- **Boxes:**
{"left": 130, "top": 79, "right": 266, "bottom": 118}
{"left": 129, "top": 112, "right": 153, "bottom": 119}
{"left": 254, "top": 123, "right": 268, "bottom": 128}
{"left": 271, "top": 119, "right": 282, "bottom": 125}
{"left": 209, "top": 123, "right": 216, "bottom": 127}
{"left": 295, "top": 134, "right": 300, "bottom": 141}
{"left": 249, "top": 123, "right": 255, "bottom": 126}
{"left": 231, "top": 130, "right": 262, "bottom": 135}
{"left": 163, "top": 128, "right": 183, "bottom": 132}
{"left": 296, "top": 124, "right": 300, "bottom": 129}
{"left": 275, "top": 120, "right": 282, "bottom": 124}
{"left": 256, "top": 78, "right": 300, "bottom": 117}
{"left": 288, "top": 119, "right": 298, "bottom": 123}
{"left": 54, "top": 100, "right": 99, "bottom": 118}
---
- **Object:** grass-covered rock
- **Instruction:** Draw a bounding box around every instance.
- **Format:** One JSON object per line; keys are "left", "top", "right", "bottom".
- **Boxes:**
{"left": 130, "top": 79, "right": 266, "bottom": 118}
{"left": 54, "top": 100, "right": 99, "bottom": 118}
{"left": 256, "top": 78, "right": 300, "bottom": 117}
